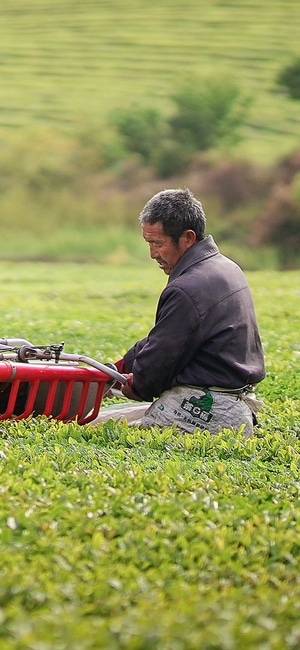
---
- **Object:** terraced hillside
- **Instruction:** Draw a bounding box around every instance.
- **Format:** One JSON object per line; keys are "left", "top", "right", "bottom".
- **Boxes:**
{"left": 0, "top": 0, "right": 300, "bottom": 161}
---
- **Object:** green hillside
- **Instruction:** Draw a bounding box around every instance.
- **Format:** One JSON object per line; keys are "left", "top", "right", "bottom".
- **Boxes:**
{"left": 0, "top": 0, "right": 300, "bottom": 162}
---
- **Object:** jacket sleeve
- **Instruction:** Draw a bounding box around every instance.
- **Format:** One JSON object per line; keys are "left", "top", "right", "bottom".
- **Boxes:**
{"left": 127, "top": 285, "right": 202, "bottom": 402}
{"left": 123, "top": 337, "right": 148, "bottom": 373}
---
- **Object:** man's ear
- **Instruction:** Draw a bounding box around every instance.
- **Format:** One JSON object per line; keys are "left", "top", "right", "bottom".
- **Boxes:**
{"left": 183, "top": 229, "right": 197, "bottom": 248}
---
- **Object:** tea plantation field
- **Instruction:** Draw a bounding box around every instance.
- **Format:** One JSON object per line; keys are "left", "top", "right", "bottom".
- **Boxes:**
{"left": 1, "top": 0, "right": 300, "bottom": 161}
{"left": 0, "top": 263, "right": 299, "bottom": 649}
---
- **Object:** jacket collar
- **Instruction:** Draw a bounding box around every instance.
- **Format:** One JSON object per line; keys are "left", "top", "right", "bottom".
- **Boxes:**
{"left": 168, "top": 235, "right": 219, "bottom": 283}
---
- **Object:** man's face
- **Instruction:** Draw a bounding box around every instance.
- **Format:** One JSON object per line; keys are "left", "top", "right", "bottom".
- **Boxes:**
{"left": 142, "top": 222, "right": 196, "bottom": 275}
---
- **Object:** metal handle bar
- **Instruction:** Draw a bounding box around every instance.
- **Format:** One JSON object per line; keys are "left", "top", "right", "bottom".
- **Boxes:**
{"left": 0, "top": 341, "right": 127, "bottom": 385}
{"left": 0, "top": 338, "right": 34, "bottom": 348}
{"left": 62, "top": 354, "right": 127, "bottom": 385}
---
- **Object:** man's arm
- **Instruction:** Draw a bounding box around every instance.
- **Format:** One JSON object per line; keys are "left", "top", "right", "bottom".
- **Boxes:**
{"left": 124, "top": 285, "right": 202, "bottom": 402}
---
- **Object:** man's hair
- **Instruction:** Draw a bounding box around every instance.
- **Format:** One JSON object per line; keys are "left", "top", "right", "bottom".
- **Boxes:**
{"left": 139, "top": 188, "right": 206, "bottom": 244}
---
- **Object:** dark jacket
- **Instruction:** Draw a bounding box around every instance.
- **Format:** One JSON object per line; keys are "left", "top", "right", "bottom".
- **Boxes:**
{"left": 124, "top": 235, "right": 265, "bottom": 402}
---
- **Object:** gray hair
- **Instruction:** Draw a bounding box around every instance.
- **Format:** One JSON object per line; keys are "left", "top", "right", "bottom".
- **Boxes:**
{"left": 139, "top": 188, "right": 206, "bottom": 244}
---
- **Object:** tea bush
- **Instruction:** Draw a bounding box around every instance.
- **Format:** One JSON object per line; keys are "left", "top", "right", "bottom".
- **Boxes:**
{"left": 0, "top": 263, "right": 299, "bottom": 648}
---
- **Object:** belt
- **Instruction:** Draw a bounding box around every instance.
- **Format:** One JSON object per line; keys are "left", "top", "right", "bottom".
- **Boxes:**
{"left": 207, "top": 384, "right": 254, "bottom": 395}
{"left": 183, "top": 384, "right": 255, "bottom": 395}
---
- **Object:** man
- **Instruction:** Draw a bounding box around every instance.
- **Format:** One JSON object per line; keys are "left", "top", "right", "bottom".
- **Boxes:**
{"left": 116, "top": 188, "right": 265, "bottom": 437}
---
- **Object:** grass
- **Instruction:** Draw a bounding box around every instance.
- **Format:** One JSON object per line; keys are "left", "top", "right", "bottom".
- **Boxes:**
{"left": 0, "top": 0, "right": 300, "bottom": 162}
{"left": 0, "top": 262, "right": 299, "bottom": 648}
{"left": 1, "top": 424, "right": 300, "bottom": 649}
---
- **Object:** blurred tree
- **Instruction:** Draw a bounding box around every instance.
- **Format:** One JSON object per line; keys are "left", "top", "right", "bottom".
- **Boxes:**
{"left": 276, "top": 58, "right": 300, "bottom": 100}
{"left": 169, "top": 75, "right": 250, "bottom": 152}
{"left": 110, "top": 106, "right": 168, "bottom": 165}
{"left": 110, "top": 75, "right": 250, "bottom": 178}
{"left": 250, "top": 154, "right": 300, "bottom": 269}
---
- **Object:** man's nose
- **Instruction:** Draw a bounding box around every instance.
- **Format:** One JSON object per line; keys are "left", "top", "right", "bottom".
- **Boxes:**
{"left": 149, "top": 244, "right": 158, "bottom": 259}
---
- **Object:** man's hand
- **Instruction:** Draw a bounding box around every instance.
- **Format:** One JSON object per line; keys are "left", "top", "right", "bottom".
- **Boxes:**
{"left": 121, "top": 374, "right": 144, "bottom": 401}
{"left": 102, "top": 358, "right": 128, "bottom": 398}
